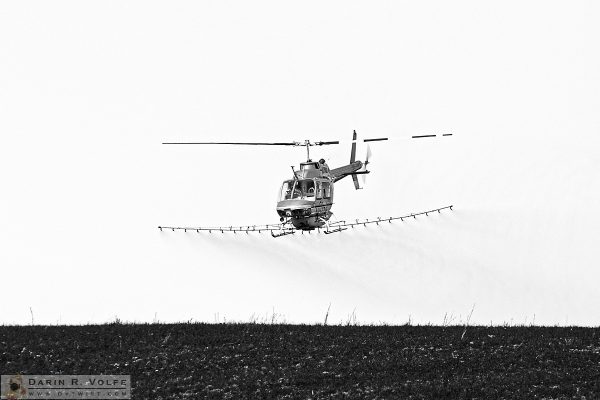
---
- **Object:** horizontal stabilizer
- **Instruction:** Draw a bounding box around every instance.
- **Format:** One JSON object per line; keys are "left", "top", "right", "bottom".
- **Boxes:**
{"left": 352, "top": 173, "right": 361, "bottom": 190}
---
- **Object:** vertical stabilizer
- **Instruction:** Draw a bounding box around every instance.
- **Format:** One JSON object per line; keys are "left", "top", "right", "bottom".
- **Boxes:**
{"left": 352, "top": 173, "right": 361, "bottom": 190}
{"left": 350, "top": 130, "right": 357, "bottom": 164}
{"left": 350, "top": 130, "right": 361, "bottom": 189}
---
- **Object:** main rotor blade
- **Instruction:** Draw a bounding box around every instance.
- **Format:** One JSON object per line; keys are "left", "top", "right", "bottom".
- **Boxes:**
{"left": 411, "top": 134, "right": 453, "bottom": 139}
{"left": 314, "top": 141, "right": 340, "bottom": 145}
{"left": 162, "top": 141, "right": 298, "bottom": 145}
{"left": 363, "top": 138, "right": 388, "bottom": 142}
{"left": 162, "top": 140, "right": 340, "bottom": 146}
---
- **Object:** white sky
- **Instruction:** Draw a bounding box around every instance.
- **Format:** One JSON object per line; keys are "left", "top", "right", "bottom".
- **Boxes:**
{"left": 1, "top": 1, "right": 599, "bottom": 325}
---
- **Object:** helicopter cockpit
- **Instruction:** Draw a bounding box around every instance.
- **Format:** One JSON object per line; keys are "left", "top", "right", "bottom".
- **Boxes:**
{"left": 279, "top": 179, "right": 332, "bottom": 201}
{"left": 279, "top": 179, "right": 316, "bottom": 201}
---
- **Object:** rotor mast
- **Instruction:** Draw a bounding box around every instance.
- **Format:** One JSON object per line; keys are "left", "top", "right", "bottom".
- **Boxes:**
{"left": 304, "top": 140, "right": 311, "bottom": 161}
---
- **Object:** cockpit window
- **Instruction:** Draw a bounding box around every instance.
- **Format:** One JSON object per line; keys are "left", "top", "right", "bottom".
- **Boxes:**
{"left": 298, "top": 179, "right": 315, "bottom": 198}
{"left": 280, "top": 181, "right": 294, "bottom": 200}
{"left": 279, "top": 179, "right": 316, "bottom": 200}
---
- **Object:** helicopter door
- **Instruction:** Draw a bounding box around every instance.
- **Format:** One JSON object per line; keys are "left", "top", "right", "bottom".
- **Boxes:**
{"left": 322, "top": 182, "right": 332, "bottom": 200}
{"left": 316, "top": 181, "right": 323, "bottom": 200}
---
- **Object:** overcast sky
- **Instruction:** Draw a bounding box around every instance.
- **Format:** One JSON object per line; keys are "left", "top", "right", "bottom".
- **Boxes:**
{"left": 1, "top": 1, "right": 599, "bottom": 325}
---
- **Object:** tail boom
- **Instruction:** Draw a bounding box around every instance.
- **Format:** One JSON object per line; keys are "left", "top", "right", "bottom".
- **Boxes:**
{"left": 330, "top": 161, "right": 364, "bottom": 182}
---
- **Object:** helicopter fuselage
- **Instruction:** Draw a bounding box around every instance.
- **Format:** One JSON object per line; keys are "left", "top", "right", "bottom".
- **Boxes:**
{"left": 276, "top": 159, "right": 363, "bottom": 230}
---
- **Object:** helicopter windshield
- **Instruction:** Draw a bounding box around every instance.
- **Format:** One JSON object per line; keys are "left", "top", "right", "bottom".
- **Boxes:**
{"left": 279, "top": 179, "right": 316, "bottom": 201}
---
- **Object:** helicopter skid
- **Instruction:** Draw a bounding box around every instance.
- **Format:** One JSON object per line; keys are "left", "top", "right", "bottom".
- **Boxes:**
{"left": 324, "top": 227, "right": 348, "bottom": 234}
{"left": 271, "top": 230, "right": 295, "bottom": 238}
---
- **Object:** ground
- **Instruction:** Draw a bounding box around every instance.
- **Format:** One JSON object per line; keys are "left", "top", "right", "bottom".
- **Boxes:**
{"left": 1, "top": 324, "right": 599, "bottom": 399}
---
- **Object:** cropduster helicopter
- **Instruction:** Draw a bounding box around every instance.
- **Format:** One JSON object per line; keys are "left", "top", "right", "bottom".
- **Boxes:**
{"left": 159, "top": 130, "right": 453, "bottom": 237}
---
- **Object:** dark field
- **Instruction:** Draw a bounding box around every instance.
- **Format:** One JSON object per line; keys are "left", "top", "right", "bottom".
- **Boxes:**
{"left": 1, "top": 323, "right": 600, "bottom": 399}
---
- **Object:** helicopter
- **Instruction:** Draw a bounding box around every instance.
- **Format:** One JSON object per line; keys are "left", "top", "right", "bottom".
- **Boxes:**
{"left": 159, "top": 130, "right": 453, "bottom": 237}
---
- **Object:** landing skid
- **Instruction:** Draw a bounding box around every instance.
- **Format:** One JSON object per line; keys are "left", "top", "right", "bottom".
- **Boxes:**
{"left": 324, "top": 227, "right": 347, "bottom": 234}
{"left": 271, "top": 230, "right": 295, "bottom": 238}
{"left": 319, "top": 216, "right": 347, "bottom": 234}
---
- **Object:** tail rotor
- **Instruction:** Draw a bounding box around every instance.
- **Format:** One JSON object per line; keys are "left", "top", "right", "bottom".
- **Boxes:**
{"left": 347, "top": 130, "right": 387, "bottom": 190}
{"left": 362, "top": 144, "right": 372, "bottom": 185}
